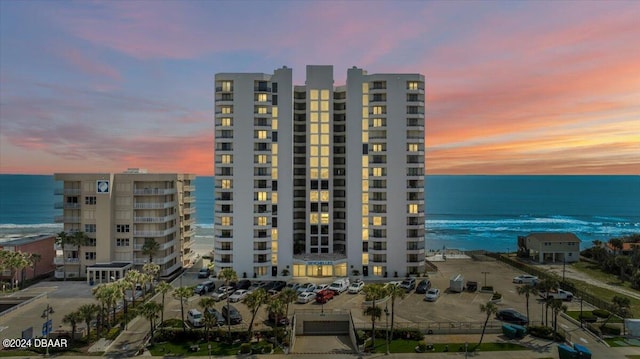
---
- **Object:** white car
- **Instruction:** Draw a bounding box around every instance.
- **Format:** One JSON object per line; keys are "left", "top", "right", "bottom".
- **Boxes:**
{"left": 229, "top": 289, "right": 249, "bottom": 302}
{"left": 297, "top": 283, "right": 317, "bottom": 294}
{"left": 297, "top": 291, "right": 316, "bottom": 304}
{"left": 313, "top": 284, "right": 330, "bottom": 293}
{"left": 513, "top": 274, "right": 539, "bottom": 285}
{"left": 424, "top": 288, "right": 440, "bottom": 302}
{"left": 211, "top": 286, "right": 234, "bottom": 301}
{"left": 348, "top": 280, "right": 364, "bottom": 294}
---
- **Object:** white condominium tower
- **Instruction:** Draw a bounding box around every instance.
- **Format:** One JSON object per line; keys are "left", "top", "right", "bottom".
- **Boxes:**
{"left": 53, "top": 169, "right": 196, "bottom": 283}
{"left": 214, "top": 65, "right": 425, "bottom": 279}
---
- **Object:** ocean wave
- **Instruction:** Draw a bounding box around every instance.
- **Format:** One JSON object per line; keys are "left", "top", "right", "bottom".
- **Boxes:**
{"left": 0, "top": 223, "right": 62, "bottom": 229}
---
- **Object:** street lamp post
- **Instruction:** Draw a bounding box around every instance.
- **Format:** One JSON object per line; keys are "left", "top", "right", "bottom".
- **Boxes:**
{"left": 384, "top": 303, "right": 390, "bottom": 355}
{"left": 41, "top": 304, "right": 54, "bottom": 357}
{"left": 579, "top": 296, "right": 584, "bottom": 329}
{"left": 481, "top": 271, "right": 489, "bottom": 288}
{"left": 208, "top": 343, "right": 212, "bottom": 359}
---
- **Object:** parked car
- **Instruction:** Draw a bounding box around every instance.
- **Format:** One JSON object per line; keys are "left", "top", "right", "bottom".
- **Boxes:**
{"left": 221, "top": 304, "right": 243, "bottom": 324}
{"left": 212, "top": 286, "right": 234, "bottom": 301}
{"left": 187, "top": 309, "right": 203, "bottom": 327}
{"left": 348, "top": 280, "right": 364, "bottom": 294}
{"left": 297, "top": 291, "right": 316, "bottom": 304}
{"left": 466, "top": 281, "right": 478, "bottom": 292}
{"left": 247, "top": 281, "right": 267, "bottom": 293}
{"left": 205, "top": 308, "right": 225, "bottom": 326}
{"left": 268, "top": 310, "right": 289, "bottom": 325}
{"left": 236, "top": 280, "right": 251, "bottom": 290}
{"left": 316, "top": 289, "right": 335, "bottom": 303}
{"left": 194, "top": 280, "right": 215, "bottom": 295}
{"left": 328, "top": 278, "right": 350, "bottom": 294}
{"left": 285, "top": 282, "right": 301, "bottom": 292}
{"left": 198, "top": 268, "right": 211, "bottom": 278}
{"left": 313, "top": 284, "right": 330, "bottom": 293}
{"left": 539, "top": 289, "right": 573, "bottom": 301}
{"left": 297, "top": 283, "right": 317, "bottom": 294}
{"left": 424, "top": 288, "right": 440, "bottom": 302}
{"left": 496, "top": 309, "right": 529, "bottom": 325}
{"left": 229, "top": 289, "right": 249, "bottom": 302}
{"left": 399, "top": 278, "right": 416, "bottom": 292}
{"left": 415, "top": 279, "right": 431, "bottom": 294}
{"left": 267, "top": 281, "right": 287, "bottom": 295}
{"left": 513, "top": 274, "right": 539, "bottom": 285}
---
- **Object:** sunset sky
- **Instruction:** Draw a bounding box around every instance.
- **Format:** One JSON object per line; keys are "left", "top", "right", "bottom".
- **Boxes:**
{"left": 1, "top": 1, "right": 638, "bottom": 175}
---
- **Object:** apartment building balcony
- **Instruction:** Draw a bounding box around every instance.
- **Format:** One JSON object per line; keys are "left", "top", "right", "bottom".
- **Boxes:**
{"left": 133, "top": 188, "right": 177, "bottom": 195}
{"left": 183, "top": 196, "right": 196, "bottom": 203}
{"left": 161, "top": 262, "right": 182, "bottom": 277}
{"left": 133, "top": 201, "right": 177, "bottom": 209}
{"left": 54, "top": 243, "right": 78, "bottom": 251}
{"left": 215, "top": 86, "right": 234, "bottom": 92}
{"left": 182, "top": 206, "right": 196, "bottom": 214}
{"left": 133, "top": 214, "right": 177, "bottom": 223}
{"left": 133, "top": 227, "right": 177, "bottom": 237}
{"left": 183, "top": 185, "right": 195, "bottom": 192}
{"left": 214, "top": 246, "right": 233, "bottom": 254}
{"left": 54, "top": 202, "right": 81, "bottom": 210}
{"left": 54, "top": 216, "right": 81, "bottom": 223}
{"left": 182, "top": 228, "right": 196, "bottom": 237}
{"left": 54, "top": 188, "right": 81, "bottom": 195}
{"left": 134, "top": 239, "right": 177, "bottom": 252}
{"left": 54, "top": 257, "right": 79, "bottom": 265}
{"left": 134, "top": 251, "right": 178, "bottom": 265}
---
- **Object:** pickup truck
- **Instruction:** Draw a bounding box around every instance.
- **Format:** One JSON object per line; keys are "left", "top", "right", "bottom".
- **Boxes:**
{"left": 539, "top": 289, "right": 573, "bottom": 301}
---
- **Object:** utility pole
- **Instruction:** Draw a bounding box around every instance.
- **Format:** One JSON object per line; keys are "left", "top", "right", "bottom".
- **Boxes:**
{"left": 384, "top": 303, "right": 390, "bottom": 355}
{"left": 41, "top": 304, "right": 54, "bottom": 357}
{"left": 481, "top": 272, "right": 489, "bottom": 288}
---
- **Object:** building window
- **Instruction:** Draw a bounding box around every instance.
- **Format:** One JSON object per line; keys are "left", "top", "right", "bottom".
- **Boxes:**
{"left": 221, "top": 106, "right": 232, "bottom": 114}
{"left": 408, "top": 204, "right": 418, "bottom": 214}
{"left": 85, "top": 252, "right": 96, "bottom": 260}
{"left": 255, "top": 130, "right": 268, "bottom": 139}
{"left": 407, "top": 81, "right": 418, "bottom": 90}
{"left": 256, "top": 93, "right": 268, "bottom": 102}
{"left": 85, "top": 196, "right": 96, "bottom": 205}
{"left": 221, "top": 118, "right": 232, "bottom": 126}
{"left": 221, "top": 155, "right": 232, "bottom": 164}
{"left": 221, "top": 216, "right": 232, "bottom": 226}
{"left": 255, "top": 155, "right": 268, "bottom": 164}
{"left": 221, "top": 81, "right": 233, "bottom": 92}
{"left": 256, "top": 192, "right": 268, "bottom": 201}
{"left": 256, "top": 216, "right": 268, "bottom": 226}
{"left": 116, "top": 238, "right": 130, "bottom": 247}
{"left": 408, "top": 143, "right": 420, "bottom": 152}
{"left": 85, "top": 224, "right": 96, "bottom": 233}
{"left": 116, "top": 224, "right": 130, "bottom": 233}
{"left": 372, "top": 106, "right": 386, "bottom": 115}
{"left": 256, "top": 106, "right": 268, "bottom": 114}
{"left": 221, "top": 180, "right": 232, "bottom": 189}
{"left": 373, "top": 266, "right": 383, "bottom": 276}
{"left": 371, "top": 118, "right": 385, "bottom": 127}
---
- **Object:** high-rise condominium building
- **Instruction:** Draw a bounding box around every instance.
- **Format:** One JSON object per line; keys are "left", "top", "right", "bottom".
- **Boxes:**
{"left": 214, "top": 65, "right": 425, "bottom": 279}
{"left": 53, "top": 169, "right": 196, "bottom": 283}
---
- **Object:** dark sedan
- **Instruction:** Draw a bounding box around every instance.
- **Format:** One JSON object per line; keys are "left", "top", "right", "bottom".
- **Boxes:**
{"left": 415, "top": 279, "right": 431, "bottom": 294}
{"left": 496, "top": 309, "right": 529, "bottom": 325}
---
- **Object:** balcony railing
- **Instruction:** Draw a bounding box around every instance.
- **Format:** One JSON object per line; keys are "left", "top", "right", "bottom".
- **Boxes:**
{"left": 133, "top": 227, "right": 177, "bottom": 237}
{"left": 133, "top": 214, "right": 177, "bottom": 223}
{"left": 133, "top": 201, "right": 176, "bottom": 209}
{"left": 133, "top": 188, "right": 176, "bottom": 195}
{"left": 54, "top": 188, "right": 81, "bottom": 195}
{"left": 54, "top": 257, "right": 79, "bottom": 265}
{"left": 54, "top": 216, "right": 81, "bottom": 223}
{"left": 160, "top": 262, "right": 182, "bottom": 277}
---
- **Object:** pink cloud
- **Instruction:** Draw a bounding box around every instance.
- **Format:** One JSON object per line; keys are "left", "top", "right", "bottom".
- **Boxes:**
{"left": 58, "top": 46, "right": 121, "bottom": 81}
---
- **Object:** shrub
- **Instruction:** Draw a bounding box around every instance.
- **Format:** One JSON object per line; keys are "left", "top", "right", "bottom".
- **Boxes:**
{"left": 579, "top": 313, "right": 597, "bottom": 323}
{"left": 106, "top": 327, "right": 121, "bottom": 340}
{"left": 586, "top": 323, "right": 601, "bottom": 336}
{"left": 392, "top": 328, "right": 423, "bottom": 340}
{"left": 491, "top": 292, "right": 503, "bottom": 300}
{"left": 263, "top": 343, "right": 273, "bottom": 353}
{"left": 528, "top": 325, "right": 553, "bottom": 339}
{"left": 415, "top": 340, "right": 428, "bottom": 353}
{"left": 600, "top": 324, "right": 621, "bottom": 336}
{"left": 593, "top": 309, "right": 610, "bottom": 318}
{"left": 239, "top": 343, "right": 251, "bottom": 354}
{"left": 356, "top": 330, "right": 367, "bottom": 344}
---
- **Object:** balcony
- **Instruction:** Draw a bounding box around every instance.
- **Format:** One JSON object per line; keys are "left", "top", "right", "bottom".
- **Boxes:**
{"left": 183, "top": 206, "right": 196, "bottom": 214}
{"left": 135, "top": 251, "right": 178, "bottom": 265}
{"left": 54, "top": 257, "right": 79, "bottom": 265}
{"left": 133, "top": 188, "right": 177, "bottom": 195}
{"left": 183, "top": 196, "right": 196, "bottom": 203}
{"left": 183, "top": 185, "right": 195, "bottom": 192}
{"left": 54, "top": 216, "right": 81, "bottom": 223}
{"left": 133, "top": 201, "right": 176, "bottom": 209}
{"left": 161, "top": 262, "right": 182, "bottom": 277}
{"left": 54, "top": 188, "right": 80, "bottom": 195}
{"left": 133, "top": 214, "right": 177, "bottom": 223}
{"left": 54, "top": 202, "right": 81, "bottom": 209}
{"left": 133, "top": 227, "right": 177, "bottom": 237}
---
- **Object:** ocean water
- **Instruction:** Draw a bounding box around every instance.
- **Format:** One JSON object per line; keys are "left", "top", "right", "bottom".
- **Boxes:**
{"left": 0, "top": 175, "right": 638, "bottom": 253}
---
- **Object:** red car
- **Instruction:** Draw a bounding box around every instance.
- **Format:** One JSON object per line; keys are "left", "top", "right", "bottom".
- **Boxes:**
{"left": 316, "top": 289, "right": 334, "bottom": 304}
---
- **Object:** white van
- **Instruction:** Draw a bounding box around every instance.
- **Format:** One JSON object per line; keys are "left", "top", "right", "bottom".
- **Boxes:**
{"left": 187, "top": 309, "right": 203, "bottom": 327}
{"left": 328, "top": 278, "right": 350, "bottom": 294}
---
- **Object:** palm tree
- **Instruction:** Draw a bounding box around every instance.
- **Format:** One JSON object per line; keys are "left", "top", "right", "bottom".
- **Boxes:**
{"left": 78, "top": 303, "right": 100, "bottom": 339}
{"left": 62, "top": 311, "right": 83, "bottom": 344}
{"left": 172, "top": 286, "right": 193, "bottom": 332}
{"left": 71, "top": 231, "right": 89, "bottom": 278}
{"left": 125, "top": 270, "right": 143, "bottom": 307}
{"left": 476, "top": 301, "right": 498, "bottom": 351}
{"left": 601, "top": 295, "right": 631, "bottom": 332}
{"left": 142, "top": 238, "right": 160, "bottom": 263}
{"left": 279, "top": 288, "right": 298, "bottom": 319}
{"left": 386, "top": 283, "right": 406, "bottom": 338}
{"left": 517, "top": 284, "right": 538, "bottom": 324}
{"left": 614, "top": 256, "right": 631, "bottom": 282}
{"left": 609, "top": 237, "right": 624, "bottom": 255}
{"left": 29, "top": 253, "right": 41, "bottom": 279}
{"left": 55, "top": 231, "right": 70, "bottom": 281}
{"left": 198, "top": 297, "right": 217, "bottom": 339}
{"left": 537, "top": 277, "right": 559, "bottom": 326}
{"left": 156, "top": 281, "right": 173, "bottom": 325}
{"left": 218, "top": 268, "right": 238, "bottom": 340}
{"left": 550, "top": 299, "right": 568, "bottom": 341}
{"left": 138, "top": 301, "right": 162, "bottom": 339}
{"left": 266, "top": 296, "right": 285, "bottom": 349}
{"left": 243, "top": 288, "right": 267, "bottom": 337}
{"left": 362, "top": 283, "right": 388, "bottom": 351}
{"left": 143, "top": 263, "right": 160, "bottom": 292}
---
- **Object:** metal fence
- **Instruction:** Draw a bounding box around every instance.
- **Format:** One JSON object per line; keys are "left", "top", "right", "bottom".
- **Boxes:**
{"left": 353, "top": 320, "right": 504, "bottom": 335}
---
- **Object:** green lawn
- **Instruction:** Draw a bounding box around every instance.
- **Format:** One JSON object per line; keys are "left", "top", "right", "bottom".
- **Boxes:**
{"left": 572, "top": 262, "right": 634, "bottom": 290}
{"left": 564, "top": 276, "right": 640, "bottom": 318}
{"left": 566, "top": 310, "right": 622, "bottom": 323}
{"left": 605, "top": 337, "right": 640, "bottom": 347}
{"left": 364, "top": 339, "right": 527, "bottom": 353}
{"left": 149, "top": 339, "right": 282, "bottom": 356}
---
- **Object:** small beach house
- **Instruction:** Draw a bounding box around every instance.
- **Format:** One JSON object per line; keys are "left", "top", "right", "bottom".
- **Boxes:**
{"left": 517, "top": 232, "right": 581, "bottom": 264}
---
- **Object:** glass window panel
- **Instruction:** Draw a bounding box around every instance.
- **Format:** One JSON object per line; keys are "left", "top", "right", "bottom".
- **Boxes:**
{"left": 373, "top": 216, "right": 382, "bottom": 226}
{"left": 320, "top": 190, "right": 329, "bottom": 201}
{"left": 310, "top": 135, "right": 319, "bottom": 145}
{"left": 362, "top": 217, "right": 368, "bottom": 227}
{"left": 321, "top": 157, "right": 329, "bottom": 167}
{"left": 362, "top": 132, "right": 368, "bottom": 142}
{"left": 362, "top": 168, "right": 369, "bottom": 179}
{"left": 321, "top": 134, "right": 329, "bottom": 144}
{"left": 321, "top": 89, "right": 330, "bottom": 100}
{"left": 310, "top": 168, "right": 319, "bottom": 179}
{"left": 272, "top": 107, "right": 278, "bottom": 117}
{"left": 272, "top": 119, "right": 278, "bottom": 130}
{"left": 362, "top": 119, "right": 368, "bottom": 130}
{"left": 272, "top": 156, "right": 278, "bottom": 166}
{"left": 321, "top": 113, "right": 329, "bottom": 122}
{"left": 320, "top": 168, "right": 329, "bottom": 179}
{"left": 310, "top": 157, "right": 319, "bottom": 167}
{"left": 321, "top": 124, "right": 329, "bottom": 133}
{"left": 272, "top": 143, "right": 278, "bottom": 155}
{"left": 362, "top": 95, "right": 368, "bottom": 106}
{"left": 310, "top": 124, "right": 318, "bottom": 133}
{"left": 362, "top": 253, "right": 369, "bottom": 265}
{"left": 310, "top": 101, "right": 318, "bottom": 111}
{"left": 362, "top": 193, "right": 369, "bottom": 203}
{"left": 321, "top": 213, "right": 329, "bottom": 224}
{"left": 321, "top": 146, "right": 329, "bottom": 156}
{"left": 362, "top": 156, "right": 368, "bottom": 167}
{"left": 272, "top": 168, "right": 278, "bottom": 180}
{"left": 310, "top": 213, "right": 319, "bottom": 224}
{"left": 310, "top": 191, "right": 319, "bottom": 201}
{"left": 271, "top": 229, "right": 278, "bottom": 240}
{"left": 362, "top": 204, "right": 369, "bottom": 215}
{"left": 362, "top": 108, "right": 368, "bottom": 118}
{"left": 272, "top": 192, "right": 278, "bottom": 204}
{"left": 310, "top": 146, "right": 318, "bottom": 156}
{"left": 310, "top": 112, "right": 319, "bottom": 122}
{"left": 362, "top": 229, "right": 369, "bottom": 240}
{"left": 362, "top": 180, "right": 369, "bottom": 191}
{"left": 321, "top": 101, "right": 329, "bottom": 111}
{"left": 362, "top": 83, "right": 369, "bottom": 93}
{"left": 310, "top": 90, "right": 319, "bottom": 100}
